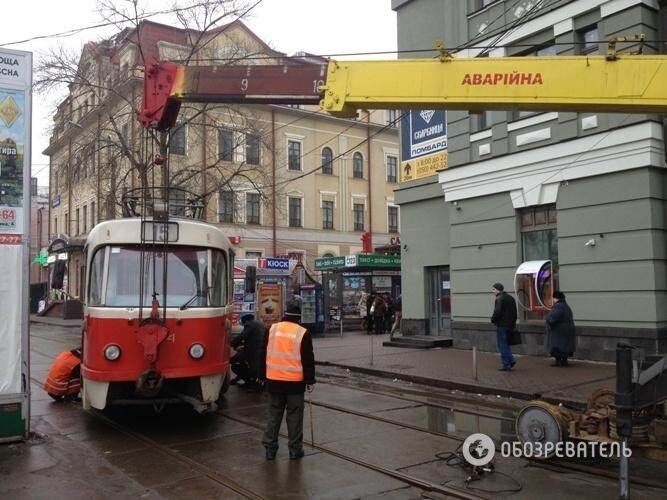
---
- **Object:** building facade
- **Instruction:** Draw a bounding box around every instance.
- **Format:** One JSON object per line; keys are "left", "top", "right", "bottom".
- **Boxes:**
{"left": 29, "top": 179, "right": 49, "bottom": 284}
{"left": 392, "top": 0, "right": 666, "bottom": 360}
{"left": 44, "top": 20, "right": 400, "bottom": 301}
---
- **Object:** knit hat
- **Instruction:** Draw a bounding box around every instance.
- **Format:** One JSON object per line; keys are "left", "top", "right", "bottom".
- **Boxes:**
{"left": 553, "top": 291, "right": 566, "bottom": 300}
{"left": 492, "top": 282, "right": 504, "bottom": 292}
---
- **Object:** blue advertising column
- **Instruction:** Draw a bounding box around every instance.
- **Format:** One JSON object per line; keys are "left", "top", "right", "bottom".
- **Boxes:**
{"left": 0, "top": 48, "right": 32, "bottom": 442}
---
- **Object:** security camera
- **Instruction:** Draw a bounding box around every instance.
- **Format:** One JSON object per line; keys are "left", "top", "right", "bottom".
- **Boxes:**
{"left": 585, "top": 238, "right": 596, "bottom": 247}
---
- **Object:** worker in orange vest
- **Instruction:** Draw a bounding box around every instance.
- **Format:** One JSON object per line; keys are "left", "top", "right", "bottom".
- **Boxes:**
{"left": 44, "top": 349, "right": 82, "bottom": 401}
{"left": 262, "top": 304, "right": 315, "bottom": 460}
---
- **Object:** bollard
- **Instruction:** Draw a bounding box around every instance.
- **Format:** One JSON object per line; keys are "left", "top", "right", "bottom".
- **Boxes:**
{"left": 473, "top": 346, "right": 478, "bottom": 381}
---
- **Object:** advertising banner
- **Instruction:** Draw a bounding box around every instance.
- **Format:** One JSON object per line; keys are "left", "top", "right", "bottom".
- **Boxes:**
{"left": 0, "top": 48, "right": 31, "bottom": 442}
{"left": 400, "top": 109, "right": 448, "bottom": 182}
{"left": 257, "top": 283, "right": 283, "bottom": 325}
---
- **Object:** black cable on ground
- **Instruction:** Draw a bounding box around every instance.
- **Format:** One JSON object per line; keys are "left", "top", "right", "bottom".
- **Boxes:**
{"left": 435, "top": 444, "right": 523, "bottom": 495}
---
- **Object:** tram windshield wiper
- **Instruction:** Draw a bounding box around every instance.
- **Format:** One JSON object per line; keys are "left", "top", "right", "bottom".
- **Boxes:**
{"left": 179, "top": 286, "right": 211, "bottom": 310}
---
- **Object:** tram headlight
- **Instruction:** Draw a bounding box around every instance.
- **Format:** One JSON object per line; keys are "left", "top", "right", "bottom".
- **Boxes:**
{"left": 104, "top": 344, "right": 121, "bottom": 361}
{"left": 189, "top": 343, "right": 205, "bottom": 359}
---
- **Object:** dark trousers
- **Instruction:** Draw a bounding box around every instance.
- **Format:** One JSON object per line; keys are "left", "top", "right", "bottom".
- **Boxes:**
{"left": 231, "top": 351, "right": 252, "bottom": 381}
{"left": 496, "top": 326, "right": 515, "bottom": 368}
{"left": 262, "top": 392, "right": 305, "bottom": 454}
{"left": 374, "top": 315, "right": 385, "bottom": 335}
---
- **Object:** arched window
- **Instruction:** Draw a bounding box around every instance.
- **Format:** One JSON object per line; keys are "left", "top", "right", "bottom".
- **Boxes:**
{"left": 322, "top": 252, "right": 335, "bottom": 258}
{"left": 321, "top": 147, "right": 333, "bottom": 175}
{"left": 353, "top": 152, "right": 363, "bottom": 178}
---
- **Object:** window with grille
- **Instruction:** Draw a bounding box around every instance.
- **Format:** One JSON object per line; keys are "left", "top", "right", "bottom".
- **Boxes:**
{"left": 322, "top": 200, "right": 334, "bottom": 229}
{"left": 170, "top": 123, "right": 186, "bottom": 155}
{"left": 520, "top": 205, "right": 558, "bottom": 320}
{"left": 83, "top": 205, "right": 88, "bottom": 233}
{"left": 386, "top": 155, "right": 398, "bottom": 183}
{"left": 76, "top": 208, "right": 80, "bottom": 235}
{"left": 218, "top": 129, "right": 234, "bottom": 161}
{"left": 246, "top": 193, "right": 260, "bottom": 224}
{"left": 321, "top": 147, "right": 333, "bottom": 175}
{"left": 91, "top": 202, "right": 95, "bottom": 227}
{"left": 353, "top": 152, "right": 363, "bottom": 178}
{"left": 353, "top": 203, "right": 364, "bottom": 231}
{"left": 246, "top": 134, "right": 260, "bottom": 165}
{"left": 288, "top": 140, "right": 301, "bottom": 171}
{"left": 388, "top": 206, "right": 399, "bottom": 233}
{"left": 219, "top": 190, "right": 234, "bottom": 223}
{"left": 289, "top": 197, "right": 302, "bottom": 227}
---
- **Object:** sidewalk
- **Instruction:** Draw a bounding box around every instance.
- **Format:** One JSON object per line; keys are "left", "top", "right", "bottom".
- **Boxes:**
{"left": 313, "top": 331, "right": 615, "bottom": 407}
{"left": 30, "top": 315, "right": 82, "bottom": 328}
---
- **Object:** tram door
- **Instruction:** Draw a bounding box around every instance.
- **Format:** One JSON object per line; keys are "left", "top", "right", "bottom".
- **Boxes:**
{"left": 426, "top": 266, "right": 451, "bottom": 336}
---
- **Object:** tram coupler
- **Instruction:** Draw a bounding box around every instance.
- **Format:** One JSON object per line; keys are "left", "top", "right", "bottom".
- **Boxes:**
{"left": 136, "top": 368, "right": 164, "bottom": 397}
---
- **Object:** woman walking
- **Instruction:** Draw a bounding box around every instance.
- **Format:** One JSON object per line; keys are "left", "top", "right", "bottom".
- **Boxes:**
{"left": 545, "top": 291, "right": 576, "bottom": 366}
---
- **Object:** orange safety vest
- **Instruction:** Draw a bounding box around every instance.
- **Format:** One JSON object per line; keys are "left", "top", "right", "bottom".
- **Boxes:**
{"left": 44, "top": 351, "right": 81, "bottom": 397}
{"left": 265, "top": 321, "right": 307, "bottom": 382}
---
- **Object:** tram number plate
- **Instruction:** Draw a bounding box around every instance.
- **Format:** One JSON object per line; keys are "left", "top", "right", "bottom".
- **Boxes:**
{"left": 141, "top": 221, "right": 179, "bottom": 242}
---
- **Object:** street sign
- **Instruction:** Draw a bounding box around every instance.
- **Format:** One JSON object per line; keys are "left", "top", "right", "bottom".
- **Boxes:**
{"left": 400, "top": 109, "right": 448, "bottom": 182}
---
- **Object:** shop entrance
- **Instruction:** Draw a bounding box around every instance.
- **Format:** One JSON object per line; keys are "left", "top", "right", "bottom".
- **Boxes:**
{"left": 426, "top": 266, "right": 451, "bottom": 336}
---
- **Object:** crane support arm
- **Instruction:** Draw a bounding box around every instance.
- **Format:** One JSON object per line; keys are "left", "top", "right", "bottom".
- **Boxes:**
{"left": 139, "top": 55, "right": 667, "bottom": 130}
{"left": 321, "top": 56, "right": 667, "bottom": 118}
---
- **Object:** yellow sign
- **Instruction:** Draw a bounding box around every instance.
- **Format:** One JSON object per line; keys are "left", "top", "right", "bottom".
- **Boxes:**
{"left": 400, "top": 152, "right": 447, "bottom": 182}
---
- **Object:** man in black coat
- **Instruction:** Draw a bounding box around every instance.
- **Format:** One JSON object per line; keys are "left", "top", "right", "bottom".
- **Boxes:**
{"left": 490, "top": 282, "right": 517, "bottom": 371}
{"left": 545, "top": 291, "right": 576, "bottom": 366}
{"left": 231, "top": 313, "right": 267, "bottom": 390}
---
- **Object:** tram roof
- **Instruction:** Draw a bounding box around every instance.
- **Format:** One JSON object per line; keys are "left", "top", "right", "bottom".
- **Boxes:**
{"left": 85, "top": 217, "right": 233, "bottom": 253}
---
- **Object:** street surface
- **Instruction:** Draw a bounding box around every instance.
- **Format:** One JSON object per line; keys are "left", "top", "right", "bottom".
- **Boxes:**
{"left": 1, "top": 323, "right": 665, "bottom": 499}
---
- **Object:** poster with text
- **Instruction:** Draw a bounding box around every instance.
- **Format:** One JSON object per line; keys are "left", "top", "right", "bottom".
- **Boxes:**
{"left": 257, "top": 283, "right": 283, "bottom": 325}
{"left": 0, "top": 89, "right": 25, "bottom": 233}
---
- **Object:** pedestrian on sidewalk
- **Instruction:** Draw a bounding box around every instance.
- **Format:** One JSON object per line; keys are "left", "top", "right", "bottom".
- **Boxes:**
{"left": 545, "top": 291, "right": 576, "bottom": 367}
{"left": 372, "top": 294, "right": 387, "bottom": 335}
{"left": 358, "top": 292, "right": 369, "bottom": 330}
{"left": 262, "top": 305, "right": 315, "bottom": 460}
{"left": 366, "top": 292, "right": 376, "bottom": 335}
{"left": 490, "top": 282, "right": 517, "bottom": 371}
{"left": 390, "top": 294, "right": 402, "bottom": 336}
{"left": 384, "top": 293, "right": 395, "bottom": 332}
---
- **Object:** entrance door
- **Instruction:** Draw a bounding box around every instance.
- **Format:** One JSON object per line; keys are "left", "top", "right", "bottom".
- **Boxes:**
{"left": 427, "top": 267, "right": 451, "bottom": 336}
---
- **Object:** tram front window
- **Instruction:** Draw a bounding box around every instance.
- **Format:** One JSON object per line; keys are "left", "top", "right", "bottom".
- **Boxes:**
{"left": 99, "top": 246, "right": 225, "bottom": 307}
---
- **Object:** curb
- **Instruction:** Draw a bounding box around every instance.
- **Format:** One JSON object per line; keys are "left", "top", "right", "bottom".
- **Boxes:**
{"left": 316, "top": 360, "right": 587, "bottom": 409}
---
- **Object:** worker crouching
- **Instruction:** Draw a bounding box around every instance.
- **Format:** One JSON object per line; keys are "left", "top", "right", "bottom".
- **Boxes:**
{"left": 44, "top": 349, "right": 82, "bottom": 401}
{"left": 262, "top": 305, "right": 315, "bottom": 460}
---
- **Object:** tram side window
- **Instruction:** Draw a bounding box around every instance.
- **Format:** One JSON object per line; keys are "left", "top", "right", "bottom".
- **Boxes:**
{"left": 88, "top": 248, "right": 105, "bottom": 306}
{"left": 210, "top": 249, "right": 226, "bottom": 307}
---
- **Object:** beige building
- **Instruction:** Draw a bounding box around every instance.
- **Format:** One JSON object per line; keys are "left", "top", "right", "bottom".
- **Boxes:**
{"left": 44, "top": 20, "right": 399, "bottom": 299}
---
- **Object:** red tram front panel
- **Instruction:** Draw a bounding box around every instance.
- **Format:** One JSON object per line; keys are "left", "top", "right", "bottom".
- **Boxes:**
{"left": 82, "top": 313, "right": 230, "bottom": 382}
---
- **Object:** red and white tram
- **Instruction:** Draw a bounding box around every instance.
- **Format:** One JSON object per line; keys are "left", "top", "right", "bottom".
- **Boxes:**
{"left": 81, "top": 216, "right": 233, "bottom": 412}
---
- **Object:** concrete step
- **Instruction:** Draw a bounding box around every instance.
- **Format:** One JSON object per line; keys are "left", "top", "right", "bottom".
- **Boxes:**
{"left": 382, "top": 335, "right": 453, "bottom": 349}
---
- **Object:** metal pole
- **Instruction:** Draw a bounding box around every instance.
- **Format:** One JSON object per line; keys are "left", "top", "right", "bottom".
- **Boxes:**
{"left": 308, "top": 391, "right": 315, "bottom": 445}
{"left": 339, "top": 306, "right": 343, "bottom": 338}
{"left": 472, "top": 346, "right": 478, "bottom": 381}
{"left": 619, "top": 438, "right": 629, "bottom": 500}
{"left": 370, "top": 330, "right": 374, "bottom": 366}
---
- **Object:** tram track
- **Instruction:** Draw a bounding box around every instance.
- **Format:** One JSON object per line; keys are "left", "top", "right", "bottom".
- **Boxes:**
{"left": 308, "top": 379, "right": 667, "bottom": 492}
{"left": 219, "top": 412, "right": 485, "bottom": 500}
{"left": 29, "top": 375, "right": 267, "bottom": 500}
{"left": 29, "top": 341, "right": 666, "bottom": 495}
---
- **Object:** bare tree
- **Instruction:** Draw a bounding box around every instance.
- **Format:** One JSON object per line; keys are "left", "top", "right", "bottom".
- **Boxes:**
{"left": 37, "top": 0, "right": 277, "bottom": 222}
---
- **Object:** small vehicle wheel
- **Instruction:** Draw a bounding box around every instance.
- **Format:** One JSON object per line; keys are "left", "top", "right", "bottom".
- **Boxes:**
{"left": 219, "top": 369, "right": 231, "bottom": 395}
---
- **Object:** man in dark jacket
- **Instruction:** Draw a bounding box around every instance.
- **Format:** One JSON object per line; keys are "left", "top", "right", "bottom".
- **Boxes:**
{"left": 262, "top": 305, "right": 315, "bottom": 460}
{"left": 231, "top": 314, "right": 267, "bottom": 390}
{"left": 491, "top": 282, "right": 517, "bottom": 371}
{"left": 545, "top": 291, "right": 576, "bottom": 366}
